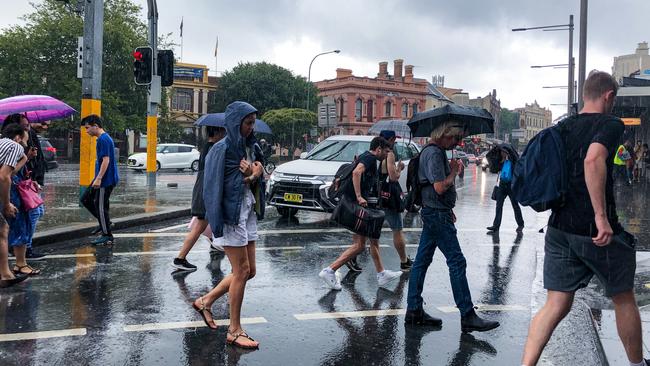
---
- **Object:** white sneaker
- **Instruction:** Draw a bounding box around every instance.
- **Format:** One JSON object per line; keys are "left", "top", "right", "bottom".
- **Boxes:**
{"left": 377, "top": 269, "right": 402, "bottom": 287}
{"left": 319, "top": 268, "right": 342, "bottom": 290}
{"left": 209, "top": 237, "right": 225, "bottom": 252}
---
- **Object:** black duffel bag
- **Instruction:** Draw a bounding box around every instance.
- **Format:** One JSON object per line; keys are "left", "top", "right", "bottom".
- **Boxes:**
{"left": 381, "top": 180, "right": 405, "bottom": 212}
{"left": 331, "top": 196, "right": 385, "bottom": 239}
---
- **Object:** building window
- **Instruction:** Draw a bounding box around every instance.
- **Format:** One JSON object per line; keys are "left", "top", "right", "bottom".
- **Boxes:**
{"left": 171, "top": 88, "right": 193, "bottom": 111}
{"left": 401, "top": 103, "right": 408, "bottom": 118}
{"left": 412, "top": 103, "right": 418, "bottom": 115}
{"left": 338, "top": 98, "right": 344, "bottom": 122}
{"left": 367, "top": 100, "right": 374, "bottom": 122}
{"left": 385, "top": 101, "right": 392, "bottom": 117}
{"left": 355, "top": 98, "right": 363, "bottom": 121}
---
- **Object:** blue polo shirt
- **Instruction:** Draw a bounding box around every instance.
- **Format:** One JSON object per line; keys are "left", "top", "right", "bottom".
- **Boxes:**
{"left": 96, "top": 133, "right": 119, "bottom": 187}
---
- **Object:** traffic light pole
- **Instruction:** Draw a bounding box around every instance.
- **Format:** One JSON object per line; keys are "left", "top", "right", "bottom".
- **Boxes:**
{"left": 79, "top": 0, "right": 103, "bottom": 199}
{"left": 146, "top": 0, "right": 160, "bottom": 187}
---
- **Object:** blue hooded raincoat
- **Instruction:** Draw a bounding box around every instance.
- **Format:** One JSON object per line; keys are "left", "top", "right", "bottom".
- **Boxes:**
{"left": 203, "top": 101, "right": 265, "bottom": 238}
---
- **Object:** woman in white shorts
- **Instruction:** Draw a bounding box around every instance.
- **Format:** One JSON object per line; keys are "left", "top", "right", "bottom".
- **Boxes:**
{"left": 192, "top": 101, "right": 264, "bottom": 350}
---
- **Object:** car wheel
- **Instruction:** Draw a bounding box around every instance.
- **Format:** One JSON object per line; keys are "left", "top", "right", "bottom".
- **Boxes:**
{"left": 156, "top": 161, "right": 161, "bottom": 171}
{"left": 191, "top": 160, "right": 199, "bottom": 172}
{"left": 276, "top": 206, "right": 298, "bottom": 217}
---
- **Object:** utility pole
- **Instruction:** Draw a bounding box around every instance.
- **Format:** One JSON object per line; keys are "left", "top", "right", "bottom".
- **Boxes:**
{"left": 79, "top": 0, "right": 104, "bottom": 197}
{"left": 568, "top": 15, "right": 575, "bottom": 115}
{"left": 146, "top": 0, "right": 161, "bottom": 186}
{"left": 578, "top": 0, "right": 588, "bottom": 111}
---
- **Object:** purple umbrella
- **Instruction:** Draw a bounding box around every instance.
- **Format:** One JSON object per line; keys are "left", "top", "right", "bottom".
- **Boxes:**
{"left": 0, "top": 95, "right": 77, "bottom": 123}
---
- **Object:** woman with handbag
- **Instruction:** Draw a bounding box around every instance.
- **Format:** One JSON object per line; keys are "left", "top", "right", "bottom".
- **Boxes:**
{"left": 487, "top": 147, "right": 524, "bottom": 233}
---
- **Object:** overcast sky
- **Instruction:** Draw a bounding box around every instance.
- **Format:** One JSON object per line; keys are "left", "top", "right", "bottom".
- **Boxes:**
{"left": 2, "top": 0, "right": 649, "bottom": 119}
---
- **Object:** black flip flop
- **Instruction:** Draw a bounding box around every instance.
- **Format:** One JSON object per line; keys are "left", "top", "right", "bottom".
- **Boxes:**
{"left": 0, "top": 273, "right": 28, "bottom": 288}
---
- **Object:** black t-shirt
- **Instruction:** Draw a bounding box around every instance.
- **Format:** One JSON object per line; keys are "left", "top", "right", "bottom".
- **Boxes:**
{"left": 549, "top": 113, "right": 625, "bottom": 237}
{"left": 198, "top": 141, "right": 215, "bottom": 172}
{"left": 353, "top": 151, "right": 379, "bottom": 199}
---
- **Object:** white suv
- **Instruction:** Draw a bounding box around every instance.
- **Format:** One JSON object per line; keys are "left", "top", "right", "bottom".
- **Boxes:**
{"left": 267, "top": 135, "right": 420, "bottom": 217}
{"left": 127, "top": 143, "right": 200, "bottom": 171}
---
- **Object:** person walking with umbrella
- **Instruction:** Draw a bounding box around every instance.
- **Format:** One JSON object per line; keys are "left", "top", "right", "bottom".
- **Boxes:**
{"left": 486, "top": 144, "right": 524, "bottom": 233}
{"left": 81, "top": 115, "right": 119, "bottom": 245}
{"left": 405, "top": 107, "right": 499, "bottom": 332}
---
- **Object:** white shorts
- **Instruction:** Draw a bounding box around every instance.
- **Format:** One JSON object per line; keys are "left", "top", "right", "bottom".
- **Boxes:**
{"left": 223, "top": 189, "right": 258, "bottom": 247}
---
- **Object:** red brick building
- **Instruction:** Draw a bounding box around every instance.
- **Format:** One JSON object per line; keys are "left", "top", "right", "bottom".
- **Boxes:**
{"left": 315, "top": 59, "right": 429, "bottom": 134}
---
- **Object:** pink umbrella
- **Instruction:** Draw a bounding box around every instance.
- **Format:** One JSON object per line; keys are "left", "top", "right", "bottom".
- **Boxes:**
{"left": 0, "top": 95, "right": 76, "bottom": 123}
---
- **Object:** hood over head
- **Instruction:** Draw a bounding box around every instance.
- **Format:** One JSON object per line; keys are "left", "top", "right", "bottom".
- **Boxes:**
{"left": 224, "top": 101, "right": 258, "bottom": 157}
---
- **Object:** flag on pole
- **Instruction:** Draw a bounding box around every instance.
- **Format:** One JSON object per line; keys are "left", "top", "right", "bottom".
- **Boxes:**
{"left": 180, "top": 17, "right": 184, "bottom": 37}
{"left": 214, "top": 36, "right": 218, "bottom": 57}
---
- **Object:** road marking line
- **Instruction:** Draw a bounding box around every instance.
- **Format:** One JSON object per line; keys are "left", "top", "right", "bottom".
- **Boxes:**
{"left": 123, "top": 317, "right": 267, "bottom": 332}
{"left": 45, "top": 247, "right": 305, "bottom": 259}
{"left": 151, "top": 223, "right": 188, "bottom": 232}
{"left": 40, "top": 253, "right": 96, "bottom": 259}
{"left": 318, "top": 245, "right": 390, "bottom": 249}
{"left": 436, "top": 304, "right": 527, "bottom": 313}
{"left": 294, "top": 309, "right": 406, "bottom": 320}
{"left": 0, "top": 328, "right": 87, "bottom": 342}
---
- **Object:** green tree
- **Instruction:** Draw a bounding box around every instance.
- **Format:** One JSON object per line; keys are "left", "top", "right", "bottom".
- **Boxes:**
{"left": 499, "top": 108, "right": 520, "bottom": 136}
{"left": 261, "top": 108, "right": 316, "bottom": 150}
{"left": 211, "top": 62, "right": 319, "bottom": 115}
{"left": 0, "top": 0, "right": 162, "bottom": 136}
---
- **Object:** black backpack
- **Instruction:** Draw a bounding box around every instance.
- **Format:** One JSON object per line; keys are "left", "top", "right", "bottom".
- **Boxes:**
{"left": 328, "top": 159, "right": 358, "bottom": 200}
{"left": 404, "top": 144, "right": 434, "bottom": 211}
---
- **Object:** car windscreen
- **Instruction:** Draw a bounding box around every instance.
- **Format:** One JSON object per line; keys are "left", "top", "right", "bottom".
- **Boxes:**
{"left": 306, "top": 140, "right": 370, "bottom": 162}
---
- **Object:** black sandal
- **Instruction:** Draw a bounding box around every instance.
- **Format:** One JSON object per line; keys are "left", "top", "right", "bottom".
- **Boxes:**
{"left": 192, "top": 297, "right": 217, "bottom": 329}
{"left": 0, "top": 274, "right": 27, "bottom": 288}
{"left": 226, "top": 330, "right": 259, "bottom": 349}
{"left": 13, "top": 265, "right": 41, "bottom": 276}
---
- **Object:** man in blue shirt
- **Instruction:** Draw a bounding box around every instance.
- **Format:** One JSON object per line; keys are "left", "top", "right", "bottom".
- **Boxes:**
{"left": 82, "top": 115, "right": 119, "bottom": 245}
{"left": 487, "top": 147, "right": 524, "bottom": 233}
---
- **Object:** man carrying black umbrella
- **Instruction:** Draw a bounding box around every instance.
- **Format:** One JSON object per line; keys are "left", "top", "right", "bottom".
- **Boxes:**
{"left": 405, "top": 120, "right": 499, "bottom": 333}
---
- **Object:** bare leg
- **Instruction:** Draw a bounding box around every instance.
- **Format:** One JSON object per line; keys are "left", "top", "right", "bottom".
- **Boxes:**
{"left": 328, "top": 234, "right": 366, "bottom": 271}
{"left": 225, "top": 242, "right": 258, "bottom": 348}
{"left": 0, "top": 225, "right": 15, "bottom": 280}
{"left": 612, "top": 290, "right": 643, "bottom": 364}
{"left": 14, "top": 245, "right": 27, "bottom": 267}
{"left": 177, "top": 218, "right": 209, "bottom": 259}
{"left": 368, "top": 238, "right": 385, "bottom": 273}
{"left": 522, "top": 290, "right": 574, "bottom": 366}
{"left": 392, "top": 230, "right": 407, "bottom": 263}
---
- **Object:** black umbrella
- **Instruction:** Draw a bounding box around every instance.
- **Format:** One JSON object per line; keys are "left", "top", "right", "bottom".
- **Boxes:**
{"left": 407, "top": 104, "right": 494, "bottom": 137}
{"left": 486, "top": 143, "right": 518, "bottom": 174}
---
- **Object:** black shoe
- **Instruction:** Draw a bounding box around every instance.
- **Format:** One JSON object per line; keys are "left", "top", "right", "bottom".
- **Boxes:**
{"left": 461, "top": 309, "right": 500, "bottom": 333}
{"left": 26, "top": 248, "right": 47, "bottom": 261}
{"left": 172, "top": 258, "right": 197, "bottom": 272}
{"left": 516, "top": 225, "right": 524, "bottom": 233}
{"left": 405, "top": 308, "right": 443, "bottom": 327}
{"left": 486, "top": 226, "right": 498, "bottom": 232}
{"left": 345, "top": 256, "right": 362, "bottom": 272}
{"left": 400, "top": 257, "right": 413, "bottom": 272}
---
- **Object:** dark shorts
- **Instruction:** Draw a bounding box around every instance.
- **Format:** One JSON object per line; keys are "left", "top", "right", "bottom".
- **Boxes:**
{"left": 544, "top": 226, "right": 636, "bottom": 297}
{"left": 383, "top": 210, "right": 403, "bottom": 231}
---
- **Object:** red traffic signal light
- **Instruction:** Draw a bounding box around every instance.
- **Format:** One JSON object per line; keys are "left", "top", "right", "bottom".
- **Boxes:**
{"left": 133, "top": 46, "right": 153, "bottom": 85}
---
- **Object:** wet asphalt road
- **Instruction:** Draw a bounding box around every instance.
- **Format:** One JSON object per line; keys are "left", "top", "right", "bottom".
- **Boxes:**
{"left": 1, "top": 165, "right": 648, "bottom": 365}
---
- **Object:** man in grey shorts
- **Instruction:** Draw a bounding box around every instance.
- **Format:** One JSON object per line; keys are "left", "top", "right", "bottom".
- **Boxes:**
{"left": 522, "top": 71, "right": 648, "bottom": 366}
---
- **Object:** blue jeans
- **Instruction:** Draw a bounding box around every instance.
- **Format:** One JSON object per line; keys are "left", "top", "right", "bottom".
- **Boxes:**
{"left": 26, "top": 205, "right": 44, "bottom": 248}
{"left": 407, "top": 207, "right": 474, "bottom": 316}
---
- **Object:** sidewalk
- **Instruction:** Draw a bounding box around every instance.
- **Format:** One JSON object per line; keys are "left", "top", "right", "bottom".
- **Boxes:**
{"left": 34, "top": 164, "right": 194, "bottom": 243}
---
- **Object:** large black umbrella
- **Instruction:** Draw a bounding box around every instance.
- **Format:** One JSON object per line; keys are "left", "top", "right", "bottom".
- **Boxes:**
{"left": 407, "top": 104, "right": 494, "bottom": 137}
{"left": 486, "top": 143, "right": 519, "bottom": 174}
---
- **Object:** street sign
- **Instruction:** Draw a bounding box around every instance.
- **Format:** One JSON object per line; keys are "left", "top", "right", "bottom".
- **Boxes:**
{"left": 77, "top": 37, "right": 83, "bottom": 79}
{"left": 511, "top": 128, "right": 525, "bottom": 139}
{"left": 318, "top": 98, "right": 337, "bottom": 128}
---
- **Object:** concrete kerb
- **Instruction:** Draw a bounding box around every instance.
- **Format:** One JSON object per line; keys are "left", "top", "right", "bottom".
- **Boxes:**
{"left": 32, "top": 207, "right": 191, "bottom": 246}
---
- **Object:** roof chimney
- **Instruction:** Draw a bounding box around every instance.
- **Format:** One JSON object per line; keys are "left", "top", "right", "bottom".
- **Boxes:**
{"left": 404, "top": 65, "right": 414, "bottom": 83}
{"left": 636, "top": 41, "right": 649, "bottom": 55}
{"left": 378, "top": 62, "right": 388, "bottom": 79}
{"left": 336, "top": 68, "right": 353, "bottom": 79}
{"left": 394, "top": 59, "right": 403, "bottom": 80}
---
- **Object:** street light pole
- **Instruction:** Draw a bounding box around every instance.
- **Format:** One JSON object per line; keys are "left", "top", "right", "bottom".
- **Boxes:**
{"left": 306, "top": 50, "right": 340, "bottom": 111}
{"left": 578, "top": 0, "right": 588, "bottom": 111}
{"left": 513, "top": 16, "right": 575, "bottom": 115}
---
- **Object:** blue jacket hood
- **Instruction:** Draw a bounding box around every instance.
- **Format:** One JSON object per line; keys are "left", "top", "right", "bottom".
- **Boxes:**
{"left": 224, "top": 101, "right": 258, "bottom": 158}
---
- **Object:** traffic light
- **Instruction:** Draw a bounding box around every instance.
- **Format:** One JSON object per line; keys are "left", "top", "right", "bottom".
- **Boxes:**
{"left": 157, "top": 50, "right": 175, "bottom": 87}
{"left": 133, "top": 46, "right": 153, "bottom": 85}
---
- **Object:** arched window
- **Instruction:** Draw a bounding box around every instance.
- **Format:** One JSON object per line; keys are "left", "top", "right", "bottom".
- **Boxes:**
{"left": 401, "top": 103, "right": 408, "bottom": 118}
{"left": 367, "top": 100, "right": 374, "bottom": 122}
{"left": 355, "top": 98, "right": 363, "bottom": 121}
{"left": 412, "top": 103, "right": 419, "bottom": 115}
{"left": 385, "top": 101, "right": 392, "bottom": 117}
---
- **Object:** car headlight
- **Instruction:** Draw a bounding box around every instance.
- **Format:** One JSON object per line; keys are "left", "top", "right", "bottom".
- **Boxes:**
{"left": 314, "top": 175, "right": 335, "bottom": 183}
